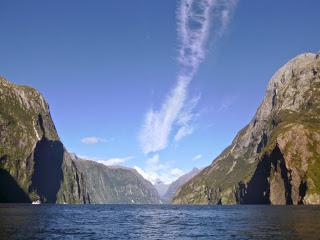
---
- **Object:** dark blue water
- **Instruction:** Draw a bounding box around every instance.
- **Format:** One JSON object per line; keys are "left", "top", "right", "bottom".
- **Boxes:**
{"left": 0, "top": 204, "right": 319, "bottom": 240}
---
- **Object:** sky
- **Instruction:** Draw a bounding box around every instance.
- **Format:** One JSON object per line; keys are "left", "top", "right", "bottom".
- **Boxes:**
{"left": 1, "top": 0, "right": 320, "bottom": 184}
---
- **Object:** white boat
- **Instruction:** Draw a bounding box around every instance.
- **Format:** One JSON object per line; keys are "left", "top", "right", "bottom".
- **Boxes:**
{"left": 32, "top": 200, "right": 41, "bottom": 205}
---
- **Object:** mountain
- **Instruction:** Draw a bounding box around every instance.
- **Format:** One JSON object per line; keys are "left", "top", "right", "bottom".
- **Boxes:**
{"left": 173, "top": 53, "right": 320, "bottom": 205}
{"left": 0, "top": 77, "right": 88, "bottom": 203}
{"left": 72, "top": 157, "right": 160, "bottom": 204}
{"left": 163, "top": 168, "right": 201, "bottom": 202}
{"left": 154, "top": 180, "right": 169, "bottom": 198}
{"left": 0, "top": 77, "right": 160, "bottom": 204}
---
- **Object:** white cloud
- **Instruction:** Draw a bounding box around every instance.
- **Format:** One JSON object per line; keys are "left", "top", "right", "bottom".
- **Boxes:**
{"left": 176, "top": 95, "right": 200, "bottom": 125}
{"left": 134, "top": 154, "right": 185, "bottom": 184}
{"left": 178, "top": 0, "right": 238, "bottom": 71}
{"left": 174, "top": 125, "right": 194, "bottom": 142}
{"left": 218, "top": 0, "right": 238, "bottom": 35}
{"left": 81, "top": 136, "right": 108, "bottom": 145}
{"left": 79, "top": 155, "right": 134, "bottom": 167}
{"left": 139, "top": 78, "right": 189, "bottom": 153}
{"left": 192, "top": 154, "right": 203, "bottom": 161}
{"left": 170, "top": 168, "right": 185, "bottom": 178}
{"left": 174, "top": 95, "right": 200, "bottom": 142}
{"left": 146, "top": 154, "right": 160, "bottom": 165}
{"left": 177, "top": 0, "right": 214, "bottom": 71}
{"left": 97, "top": 156, "right": 133, "bottom": 166}
{"left": 139, "top": 0, "right": 238, "bottom": 154}
{"left": 134, "top": 166, "right": 159, "bottom": 184}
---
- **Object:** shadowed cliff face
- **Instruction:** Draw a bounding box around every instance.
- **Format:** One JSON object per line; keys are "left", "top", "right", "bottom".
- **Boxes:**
{"left": 240, "top": 144, "right": 312, "bottom": 205}
{"left": 29, "top": 138, "right": 64, "bottom": 203}
{"left": 0, "top": 169, "right": 30, "bottom": 203}
{"left": 0, "top": 77, "right": 88, "bottom": 203}
{"left": 173, "top": 53, "right": 320, "bottom": 205}
{"left": 27, "top": 115, "right": 64, "bottom": 203}
{"left": 239, "top": 145, "right": 294, "bottom": 204}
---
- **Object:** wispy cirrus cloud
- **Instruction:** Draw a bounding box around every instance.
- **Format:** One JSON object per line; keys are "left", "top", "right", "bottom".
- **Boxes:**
{"left": 174, "top": 125, "right": 194, "bottom": 142}
{"left": 178, "top": 0, "right": 214, "bottom": 72}
{"left": 81, "top": 136, "right": 110, "bottom": 145}
{"left": 139, "top": 79, "right": 189, "bottom": 154}
{"left": 174, "top": 95, "right": 200, "bottom": 142}
{"left": 139, "top": 0, "right": 238, "bottom": 154}
{"left": 192, "top": 154, "right": 203, "bottom": 161}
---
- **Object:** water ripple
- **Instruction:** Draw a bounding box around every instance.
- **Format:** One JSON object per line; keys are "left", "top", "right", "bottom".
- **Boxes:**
{"left": 0, "top": 204, "right": 320, "bottom": 239}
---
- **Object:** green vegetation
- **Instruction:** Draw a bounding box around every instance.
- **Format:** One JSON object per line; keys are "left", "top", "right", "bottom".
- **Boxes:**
{"left": 0, "top": 77, "right": 83, "bottom": 203}
{"left": 174, "top": 53, "right": 320, "bottom": 205}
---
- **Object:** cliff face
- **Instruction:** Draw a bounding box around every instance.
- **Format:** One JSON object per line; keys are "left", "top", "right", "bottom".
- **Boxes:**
{"left": 0, "top": 77, "right": 159, "bottom": 204}
{"left": 173, "top": 53, "right": 320, "bottom": 205}
{"left": 73, "top": 158, "right": 160, "bottom": 204}
{"left": 0, "top": 77, "right": 89, "bottom": 203}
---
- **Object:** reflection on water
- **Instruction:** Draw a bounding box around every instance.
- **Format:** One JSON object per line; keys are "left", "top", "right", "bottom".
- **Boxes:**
{"left": 0, "top": 204, "right": 319, "bottom": 239}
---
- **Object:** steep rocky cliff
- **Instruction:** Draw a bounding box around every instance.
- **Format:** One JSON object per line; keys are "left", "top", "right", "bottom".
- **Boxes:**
{"left": 0, "top": 77, "right": 160, "bottom": 204}
{"left": 173, "top": 53, "right": 320, "bottom": 205}
{"left": 0, "top": 77, "right": 88, "bottom": 203}
{"left": 73, "top": 157, "right": 160, "bottom": 204}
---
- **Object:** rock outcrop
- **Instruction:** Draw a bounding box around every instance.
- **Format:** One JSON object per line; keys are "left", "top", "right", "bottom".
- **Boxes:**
{"left": 173, "top": 53, "right": 320, "bottom": 205}
{"left": 0, "top": 77, "right": 160, "bottom": 204}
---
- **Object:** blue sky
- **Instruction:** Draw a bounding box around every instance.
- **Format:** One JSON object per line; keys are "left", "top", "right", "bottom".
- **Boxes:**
{"left": 1, "top": 0, "right": 320, "bottom": 183}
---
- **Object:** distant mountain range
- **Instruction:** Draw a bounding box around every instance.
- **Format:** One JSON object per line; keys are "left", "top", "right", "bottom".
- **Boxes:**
{"left": 154, "top": 180, "right": 170, "bottom": 198}
{"left": 173, "top": 53, "right": 320, "bottom": 205}
{"left": 163, "top": 168, "right": 201, "bottom": 202}
{"left": 0, "top": 77, "right": 160, "bottom": 204}
{"left": 153, "top": 168, "right": 201, "bottom": 203}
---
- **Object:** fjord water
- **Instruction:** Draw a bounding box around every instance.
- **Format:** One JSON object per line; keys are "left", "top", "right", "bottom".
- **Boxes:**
{"left": 0, "top": 205, "right": 319, "bottom": 240}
